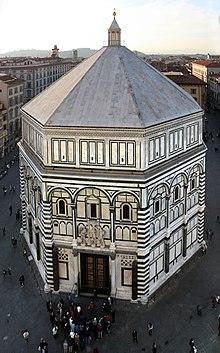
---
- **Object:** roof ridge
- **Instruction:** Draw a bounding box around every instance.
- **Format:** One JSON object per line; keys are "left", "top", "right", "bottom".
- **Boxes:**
{"left": 118, "top": 47, "right": 145, "bottom": 127}
{"left": 46, "top": 47, "right": 108, "bottom": 125}
{"left": 128, "top": 49, "right": 202, "bottom": 110}
{"left": 22, "top": 47, "right": 107, "bottom": 125}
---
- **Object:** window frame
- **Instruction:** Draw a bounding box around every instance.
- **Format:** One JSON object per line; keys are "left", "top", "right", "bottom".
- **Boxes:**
{"left": 121, "top": 203, "right": 131, "bottom": 221}
{"left": 174, "top": 185, "right": 180, "bottom": 202}
{"left": 154, "top": 198, "right": 161, "bottom": 215}
{"left": 57, "top": 199, "right": 66, "bottom": 216}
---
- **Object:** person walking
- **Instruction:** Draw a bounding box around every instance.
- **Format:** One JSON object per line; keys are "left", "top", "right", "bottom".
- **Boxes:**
{"left": 22, "top": 329, "right": 30, "bottom": 342}
{"left": 147, "top": 322, "right": 154, "bottom": 336}
{"left": 2, "top": 226, "right": 5, "bottom": 236}
{"left": 7, "top": 267, "right": 12, "bottom": 276}
{"left": 196, "top": 305, "right": 202, "bottom": 316}
{"left": 9, "top": 204, "right": 12, "bottom": 216}
{"left": 132, "top": 329, "right": 138, "bottom": 343}
{"left": 3, "top": 269, "right": 7, "bottom": 277}
{"left": 19, "top": 274, "right": 25, "bottom": 287}
{"left": 211, "top": 296, "right": 216, "bottom": 308}
{"left": 11, "top": 236, "right": 17, "bottom": 247}
{"left": 218, "top": 315, "right": 220, "bottom": 335}
{"left": 38, "top": 338, "right": 48, "bottom": 353}
{"left": 216, "top": 215, "right": 219, "bottom": 223}
{"left": 63, "top": 339, "right": 68, "bottom": 353}
{"left": 189, "top": 338, "right": 195, "bottom": 350}
{"left": 152, "top": 342, "right": 157, "bottom": 353}
{"left": 52, "top": 325, "right": 59, "bottom": 339}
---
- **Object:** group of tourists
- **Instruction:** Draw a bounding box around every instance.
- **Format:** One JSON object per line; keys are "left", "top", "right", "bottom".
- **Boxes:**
{"left": 45, "top": 294, "right": 115, "bottom": 352}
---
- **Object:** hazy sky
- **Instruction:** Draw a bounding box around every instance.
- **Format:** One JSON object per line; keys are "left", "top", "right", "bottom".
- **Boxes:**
{"left": 0, "top": 0, "right": 220, "bottom": 54}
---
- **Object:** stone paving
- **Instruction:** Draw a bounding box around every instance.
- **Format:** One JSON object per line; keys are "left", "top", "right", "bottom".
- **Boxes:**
{"left": 0, "top": 112, "right": 220, "bottom": 353}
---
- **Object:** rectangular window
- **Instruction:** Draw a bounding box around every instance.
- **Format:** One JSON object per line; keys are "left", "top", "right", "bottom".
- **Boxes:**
{"left": 80, "top": 140, "right": 104, "bottom": 165}
{"left": 58, "top": 262, "right": 69, "bottom": 280}
{"left": 127, "top": 142, "right": 134, "bottom": 165}
{"left": 52, "top": 140, "right": 59, "bottom": 162}
{"left": 169, "top": 129, "right": 184, "bottom": 154}
{"left": 60, "top": 140, "right": 67, "bottom": 161}
{"left": 97, "top": 142, "right": 104, "bottom": 164}
{"left": 121, "top": 268, "right": 132, "bottom": 286}
{"left": 89, "top": 141, "right": 96, "bottom": 163}
{"left": 111, "top": 142, "right": 118, "bottom": 165}
{"left": 154, "top": 199, "right": 160, "bottom": 214}
{"left": 149, "top": 134, "right": 166, "bottom": 163}
{"left": 67, "top": 141, "right": 74, "bottom": 163}
{"left": 81, "top": 141, "right": 88, "bottom": 163}
{"left": 119, "top": 142, "right": 126, "bottom": 164}
{"left": 186, "top": 123, "right": 199, "bottom": 146}
{"left": 90, "top": 203, "right": 97, "bottom": 218}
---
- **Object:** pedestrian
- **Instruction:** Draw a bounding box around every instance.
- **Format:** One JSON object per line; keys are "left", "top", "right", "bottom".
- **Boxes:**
{"left": 211, "top": 296, "right": 216, "bottom": 308}
{"left": 201, "top": 240, "right": 207, "bottom": 254}
{"left": 46, "top": 300, "right": 53, "bottom": 313}
{"left": 63, "top": 339, "right": 68, "bottom": 353}
{"left": 7, "top": 267, "right": 12, "bottom": 276}
{"left": 3, "top": 187, "right": 7, "bottom": 196}
{"left": 11, "top": 236, "right": 17, "bottom": 247}
{"left": 38, "top": 338, "right": 48, "bottom": 353}
{"left": 9, "top": 204, "right": 12, "bottom": 216}
{"left": 2, "top": 226, "right": 5, "bottom": 236}
{"left": 216, "top": 215, "right": 220, "bottom": 223}
{"left": 3, "top": 269, "right": 7, "bottom": 277}
{"left": 132, "top": 329, "right": 138, "bottom": 343}
{"left": 52, "top": 325, "right": 59, "bottom": 339}
{"left": 189, "top": 338, "right": 195, "bottom": 349}
{"left": 22, "top": 329, "right": 30, "bottom": 342}
{"left": 23, "top": 249, "right": 27, "bottom": 258}
{"left": 152, "top": 342, "right": 157, "bottom": 353}
{"left": 196, "top": 305, "right": 202, "bottom": 316}
{"left": 147, "top": 322, "right": 154, "bottom": 336}
{"left": 19, "top": 274, "right": 25, "bottom": 287}
{"left": 218, "top": 321, "right": 220, "bottom": 336}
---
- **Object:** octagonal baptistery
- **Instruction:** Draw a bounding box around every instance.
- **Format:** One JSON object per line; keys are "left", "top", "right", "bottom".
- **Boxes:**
{"left": 19, "top": 14, "right": 206, "bottom": 302}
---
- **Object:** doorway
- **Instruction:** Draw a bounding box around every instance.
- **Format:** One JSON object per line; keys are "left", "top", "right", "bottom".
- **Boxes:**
{"left": 80, "top": 253, "right": 110, "bottom": 295}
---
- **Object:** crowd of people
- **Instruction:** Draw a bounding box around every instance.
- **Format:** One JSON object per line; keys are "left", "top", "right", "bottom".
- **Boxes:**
{"left": 45, "top": 294, "right": 115, "bottom": 353}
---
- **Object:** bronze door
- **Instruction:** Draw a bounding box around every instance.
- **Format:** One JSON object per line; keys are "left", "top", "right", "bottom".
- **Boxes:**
{"left": 80, "top": 253, "right": 110, "bottom": 294}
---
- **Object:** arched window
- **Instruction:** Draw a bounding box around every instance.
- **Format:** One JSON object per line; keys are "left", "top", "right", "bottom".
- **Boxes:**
{"left": 174, "top": 185, "right": 180, "bottom": 201}
{"left": 58, "top": 199, "right": 66, "bottom": 215}
{"left": 122, "top": 204, "right": 131, "bottom": 221}
{"left": 154, "top": 199, "right": 160, "bottom": 214}
{"left": 190, "top": 177, "right": 196, "bottom": 191}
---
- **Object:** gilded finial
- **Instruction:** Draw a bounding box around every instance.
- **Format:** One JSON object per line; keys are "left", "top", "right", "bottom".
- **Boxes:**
{"left": 113, "top": 8, "right": 116, "bottom": 18}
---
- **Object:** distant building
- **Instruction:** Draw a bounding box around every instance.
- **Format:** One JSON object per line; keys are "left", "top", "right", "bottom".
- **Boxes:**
{"left": 209, "top": 74, "right": 220, "bottom": 109}
{"left": 207, "top": 53, "right": 220, "bottom": 61}
{"left": 0, "top": 45, "right": 82, "bottom": 103}
{"left": 19, "top": 13, "right": 206, "bottom": 302}
{"left": 0, "top": 74, "right": 24, "bottom": 150}
{"left": 164, "top": 73, "right": 206, "bottom": 108}
{"left": 192, "top": 60, "right": 220, "bottom": 83}
{"left": 0, "top": 102, "right": 7, "bottom": 157}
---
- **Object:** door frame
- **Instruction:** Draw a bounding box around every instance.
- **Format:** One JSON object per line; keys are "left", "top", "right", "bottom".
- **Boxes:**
{"left": 79, "top": 252, "right": 110, "bottom": 295}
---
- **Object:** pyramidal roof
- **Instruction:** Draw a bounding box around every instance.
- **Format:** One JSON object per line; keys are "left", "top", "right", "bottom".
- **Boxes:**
{"left": 22, "top": 23, "right": 202, "bottom": 129}
{"left": 109, "top": 18, "right": 121, "bottom": 30}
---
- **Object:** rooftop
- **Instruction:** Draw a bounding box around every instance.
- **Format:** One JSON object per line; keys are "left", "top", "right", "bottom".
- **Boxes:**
{"left": 22, "top": 45, "right": 202, "bottom": 128}
{"left": 165, "top": 74, "right": 206, "bottom": 86}
{"left": 0, "top": 74, "right": 24, "bottom": 86}
{"left": 192, "top": 60, "right": 220, "bottom": 68}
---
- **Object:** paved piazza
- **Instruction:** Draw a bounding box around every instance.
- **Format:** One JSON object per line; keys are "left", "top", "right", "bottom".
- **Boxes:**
{"left": 0, "top": 112, "right": 220, "bottom": 353}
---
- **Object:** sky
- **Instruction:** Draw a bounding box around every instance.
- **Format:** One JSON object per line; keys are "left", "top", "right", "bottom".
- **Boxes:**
{"left": 0, "top": 0, "right": 220, "bottom": 54}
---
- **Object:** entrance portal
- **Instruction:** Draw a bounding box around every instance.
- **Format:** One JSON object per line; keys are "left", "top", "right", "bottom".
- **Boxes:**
{"left": 80, "top": 253, "right": 110, "bottom": 295}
